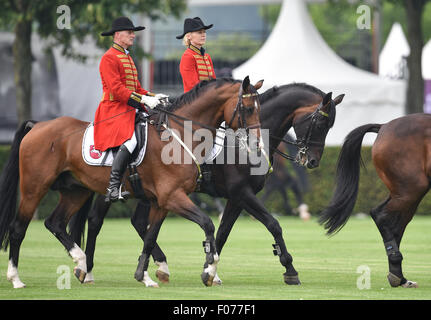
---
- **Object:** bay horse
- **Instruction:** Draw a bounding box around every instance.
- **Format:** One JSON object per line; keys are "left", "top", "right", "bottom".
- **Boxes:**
{"left": 70, "top": 83, "right": 344, "bottom": 286}
{"left": 0, "top": 76, "right": 263, "bottom": 289}
{"left": 319, "top": 113, "right": 430, "bottom": 288}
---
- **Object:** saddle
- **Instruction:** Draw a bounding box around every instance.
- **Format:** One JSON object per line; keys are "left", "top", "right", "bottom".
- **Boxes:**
{"left": 82, "top": 113, "right": 148, "bottom": 167}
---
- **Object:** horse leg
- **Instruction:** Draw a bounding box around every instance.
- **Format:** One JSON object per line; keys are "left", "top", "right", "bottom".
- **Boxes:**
{"left": 280, "top": 184, "right": 293, "bottom": 215}
{"left": 260, "top": 178, "right": 276, "bottom": 205}
{"left": 240, "top": 188, "right": 300, "bottom": 285}
{"left": 212, "top": 199, "right": 243, "bottom": 285}
{"left": 7, "top": 204, "right": 34, "bottom": 288}
{"left": 370, "top": 196, "right": 421, "bottom": 288}
{"left": 7, "top": 180, "right": 52, "bottom": 288}
{"left": 165, "top": 191, "right": 219, "bottom": 287}
{"left": 134, "top": 210, "right": 166, "bottom": 287}
{"left": 131, "top": 200, "right": 169, "bottom": 283}
{"left": 215, "top": 199, "right": 242, "bottom": 256}
{"left": 289, "top": 180, "right": 310, "bottom": 220}
{"left": 76, "top": 193, "right": 111, "bottom": 284}
{"left": 44, "top": 187, "right": 93, "bottom": 283}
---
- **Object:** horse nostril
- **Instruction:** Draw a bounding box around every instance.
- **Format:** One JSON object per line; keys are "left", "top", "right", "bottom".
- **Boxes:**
{"left": 308, "top": 159, "right": 318, "bottom": 168}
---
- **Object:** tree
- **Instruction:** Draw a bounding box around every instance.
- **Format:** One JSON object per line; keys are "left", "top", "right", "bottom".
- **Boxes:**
{"left": 401, "top": 0, "right": 429, "bottom": 113}
{"left": 0, "top": 0, "right": 186, "bottom": 126}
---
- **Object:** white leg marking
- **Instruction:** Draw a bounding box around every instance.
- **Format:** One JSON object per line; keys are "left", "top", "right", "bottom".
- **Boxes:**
{"left": 298, "top": 203, "right": 311, "bottom": 221}
{"left": 155, "top": 261, "right": 170, "bottom": 276}
{"left": 84, "top": 271, "right": 95, "bottom": 284}
{"left": 213, "top": 272, "right": 223, "bottom": 286}
{"left": 142, "top": 271, "right": 159, "bottom": 288}
{"left": 204, "top": 254, "right": 219, "bottom": 277}
{"left": 402, "top": 280, "right": 418, "bottom": 288}
{"left": 69, "top": 243, "right": 87, "bottom": 273}
{"left": 7, "top": 260, "right": 26, "bottom": 289}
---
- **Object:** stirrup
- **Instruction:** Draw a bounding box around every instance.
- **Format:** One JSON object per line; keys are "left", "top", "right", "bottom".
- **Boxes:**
{"left": 117, "top": 184, "right": 130, "bottom": 202}
{"left": 105, "top": 184, "right": 130, "bottom": 203}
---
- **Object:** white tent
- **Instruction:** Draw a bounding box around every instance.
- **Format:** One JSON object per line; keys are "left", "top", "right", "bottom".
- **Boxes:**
{"left": 233, "top": 0, "right": 405, "bottom": 145}
{"left": 379, "top": 22, "right": 409, "bottom": 80}
{"left": 423, "top": 39, "right": 431, "bottom": 80}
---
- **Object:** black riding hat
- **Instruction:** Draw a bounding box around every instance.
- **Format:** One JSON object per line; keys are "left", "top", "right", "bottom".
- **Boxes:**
{"left": 176, "top": 17, "right": 213, "bottom": 39}
{"left": 101, "top": 17, "right": 145, "bottom": 36}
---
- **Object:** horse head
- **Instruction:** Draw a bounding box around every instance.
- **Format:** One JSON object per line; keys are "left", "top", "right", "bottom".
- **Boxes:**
{"left": 292, "top": 92, "right": 344, "bottom": 168}
{"left": 225, "top": 76, "right": 263, "bottom": 132}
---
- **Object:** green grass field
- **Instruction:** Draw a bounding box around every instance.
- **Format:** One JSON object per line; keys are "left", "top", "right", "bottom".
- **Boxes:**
{"left": 0, "top": 215, "right": 430, "bottom": 300}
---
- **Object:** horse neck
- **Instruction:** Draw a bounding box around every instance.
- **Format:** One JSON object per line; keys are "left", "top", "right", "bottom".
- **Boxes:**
{"left": 176, "top": 84, "right": 238, "bottom": 130}
{"left": 260, "top": 87, "right": 322, "bottom": 154}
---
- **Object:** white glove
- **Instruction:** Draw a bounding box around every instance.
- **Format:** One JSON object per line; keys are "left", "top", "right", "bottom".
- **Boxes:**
{"left": 154, "top": 93, "right": 169, "bottom": 100}
{"left": 141, "top": 95, "right": 160, "bottom": 109}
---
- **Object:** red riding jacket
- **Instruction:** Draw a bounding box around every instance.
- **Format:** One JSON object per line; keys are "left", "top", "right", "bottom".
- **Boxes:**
{"left": 94, "top": 43, "right": 151, "bottom": 152}
{"left": 179, "top": 45, "right": 216, "bottom": 93}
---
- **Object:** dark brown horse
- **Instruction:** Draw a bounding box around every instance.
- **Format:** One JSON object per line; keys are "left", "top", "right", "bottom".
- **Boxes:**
{"left": 69, "top": 83, "right": 344, "bottom": 286}
{"left": 319, "top": 113, "right": 431, "bottom": 288}
{"left": 0, "top": 76, "right": 263, "bottom": 288}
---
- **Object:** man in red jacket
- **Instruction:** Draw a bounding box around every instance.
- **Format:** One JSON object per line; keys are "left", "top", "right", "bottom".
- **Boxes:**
{"left": 176, "top": 17, "right": 216, "bottom": 92}
{"left": 95, "top": 17, "right": 167, "bottom": 202}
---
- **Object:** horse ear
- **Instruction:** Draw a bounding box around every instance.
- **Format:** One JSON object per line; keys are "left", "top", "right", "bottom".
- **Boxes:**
{"left": 320, "top": 92, "right": 332, "bottom": 112}
{"left": 333, "top": 94, "right": 345, "bottom": 106}
{"left": 242, "top": 76, "right": 250, "bottom": 91}
{"left": 254, "top": 79, "right": 264, "bottom": 90}
{"left": 322, "top": 92, "right": 332, "bottom": 106}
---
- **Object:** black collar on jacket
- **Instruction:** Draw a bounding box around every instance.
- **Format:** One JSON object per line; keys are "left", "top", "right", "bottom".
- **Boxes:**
{"left": 189, "top": 44, "right": 205, "bottom": 56}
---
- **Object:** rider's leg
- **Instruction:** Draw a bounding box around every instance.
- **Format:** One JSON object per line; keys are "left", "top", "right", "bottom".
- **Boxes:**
{"left": 105, "top": 132, "right": 137, "bottom": 202}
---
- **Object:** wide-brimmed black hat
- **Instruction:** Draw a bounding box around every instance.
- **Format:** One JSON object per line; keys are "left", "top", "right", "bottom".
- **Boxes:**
{"left": 101, "top": 17, "right": 145, "bottom": 36}
{"left": 176, "top": 17, "right": 213, "bottom": 39}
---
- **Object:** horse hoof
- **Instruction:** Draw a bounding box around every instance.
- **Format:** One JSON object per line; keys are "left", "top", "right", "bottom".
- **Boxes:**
{"left": 201, "top": 272, "right": 214, "bottom": 287}
{"left": 284, "top": 273, "right": 301, "bottom": 285}
{"left": 402, "top": 280, "right": 418, "bottom": 288}
{"left": 73, "top": 267, "right": 86, "bottom": 283}
{"left": 212, "top": 273, "right": 222, "bottom": 286}
{"left": 155, "top": 270, "right": 170, "bottom": 284}
{"left": 142, "top": 271, "right": 159, "bottom": 288}
{"left": 83, "top": 272, "right": 95, "bottom": 284}
{"left": 8, "top": 278, "right": 26, "bottom": 289}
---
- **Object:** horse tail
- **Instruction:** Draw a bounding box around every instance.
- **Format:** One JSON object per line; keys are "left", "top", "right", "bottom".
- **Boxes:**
{"left": 0, "top": 121, "right": 36, "bottom": 250}
{"left": 67, "top": 193, "right": 94, "bottom": 249}
{"left": 319, "top": 123, "right": 382, "bottom": 235}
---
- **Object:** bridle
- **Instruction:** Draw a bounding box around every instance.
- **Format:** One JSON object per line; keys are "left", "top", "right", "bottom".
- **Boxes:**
{"left": 226, "top": 83, "right": 261, "bottom": 132}
{"left": 270, "top": 99, "right": 332, "bottom": 163}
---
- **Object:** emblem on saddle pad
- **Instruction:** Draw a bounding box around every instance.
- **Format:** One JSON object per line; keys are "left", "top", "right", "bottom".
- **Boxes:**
{"left": 89, "top": 145, "right": 102, "bottom": 159}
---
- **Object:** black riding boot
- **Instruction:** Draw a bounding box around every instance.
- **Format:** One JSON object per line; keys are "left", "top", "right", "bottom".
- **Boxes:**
{"left": 105, "top": 145, "right": 132, "bottom": 203}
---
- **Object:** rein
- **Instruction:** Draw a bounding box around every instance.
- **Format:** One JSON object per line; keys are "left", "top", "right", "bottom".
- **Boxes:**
{"left": 268, "top": 103, "right": 330, "bottom": 164}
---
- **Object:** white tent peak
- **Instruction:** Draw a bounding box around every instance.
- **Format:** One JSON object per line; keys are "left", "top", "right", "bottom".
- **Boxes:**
{"left": 423, "top": 39, "right": 431, "bottom": 80}
{"left": 379, "top": 22, "right": 409, "bottom": 79}
{"left": 233, "top": 0, "right": 385, "bottom": 88}
{"left": 233, "top": 0, "right": 405, "bottom": 145}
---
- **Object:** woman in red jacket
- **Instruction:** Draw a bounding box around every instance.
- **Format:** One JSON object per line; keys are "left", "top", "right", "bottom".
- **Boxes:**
{"left": 96, "top": 17, "right": 167, "bottom": 202}
{"left": 176, "top": 17, "right": 216, "bottom": 93}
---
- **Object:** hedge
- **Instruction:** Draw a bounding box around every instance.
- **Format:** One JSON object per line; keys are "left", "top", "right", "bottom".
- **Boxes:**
{"left": 1, "top": 144, "right": 431, "bottom": 220}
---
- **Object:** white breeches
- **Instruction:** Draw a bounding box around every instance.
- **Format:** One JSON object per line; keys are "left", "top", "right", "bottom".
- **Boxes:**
{"left": 123, "top": 131, "right": 137, "bottom": 153}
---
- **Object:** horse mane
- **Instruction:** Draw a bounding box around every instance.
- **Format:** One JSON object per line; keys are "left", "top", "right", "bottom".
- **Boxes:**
{"left": 165, "top": 78, "right": 241, "bottom": 112}
{"left": 258, "top": 82, "right": 325, "bottom": 104}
